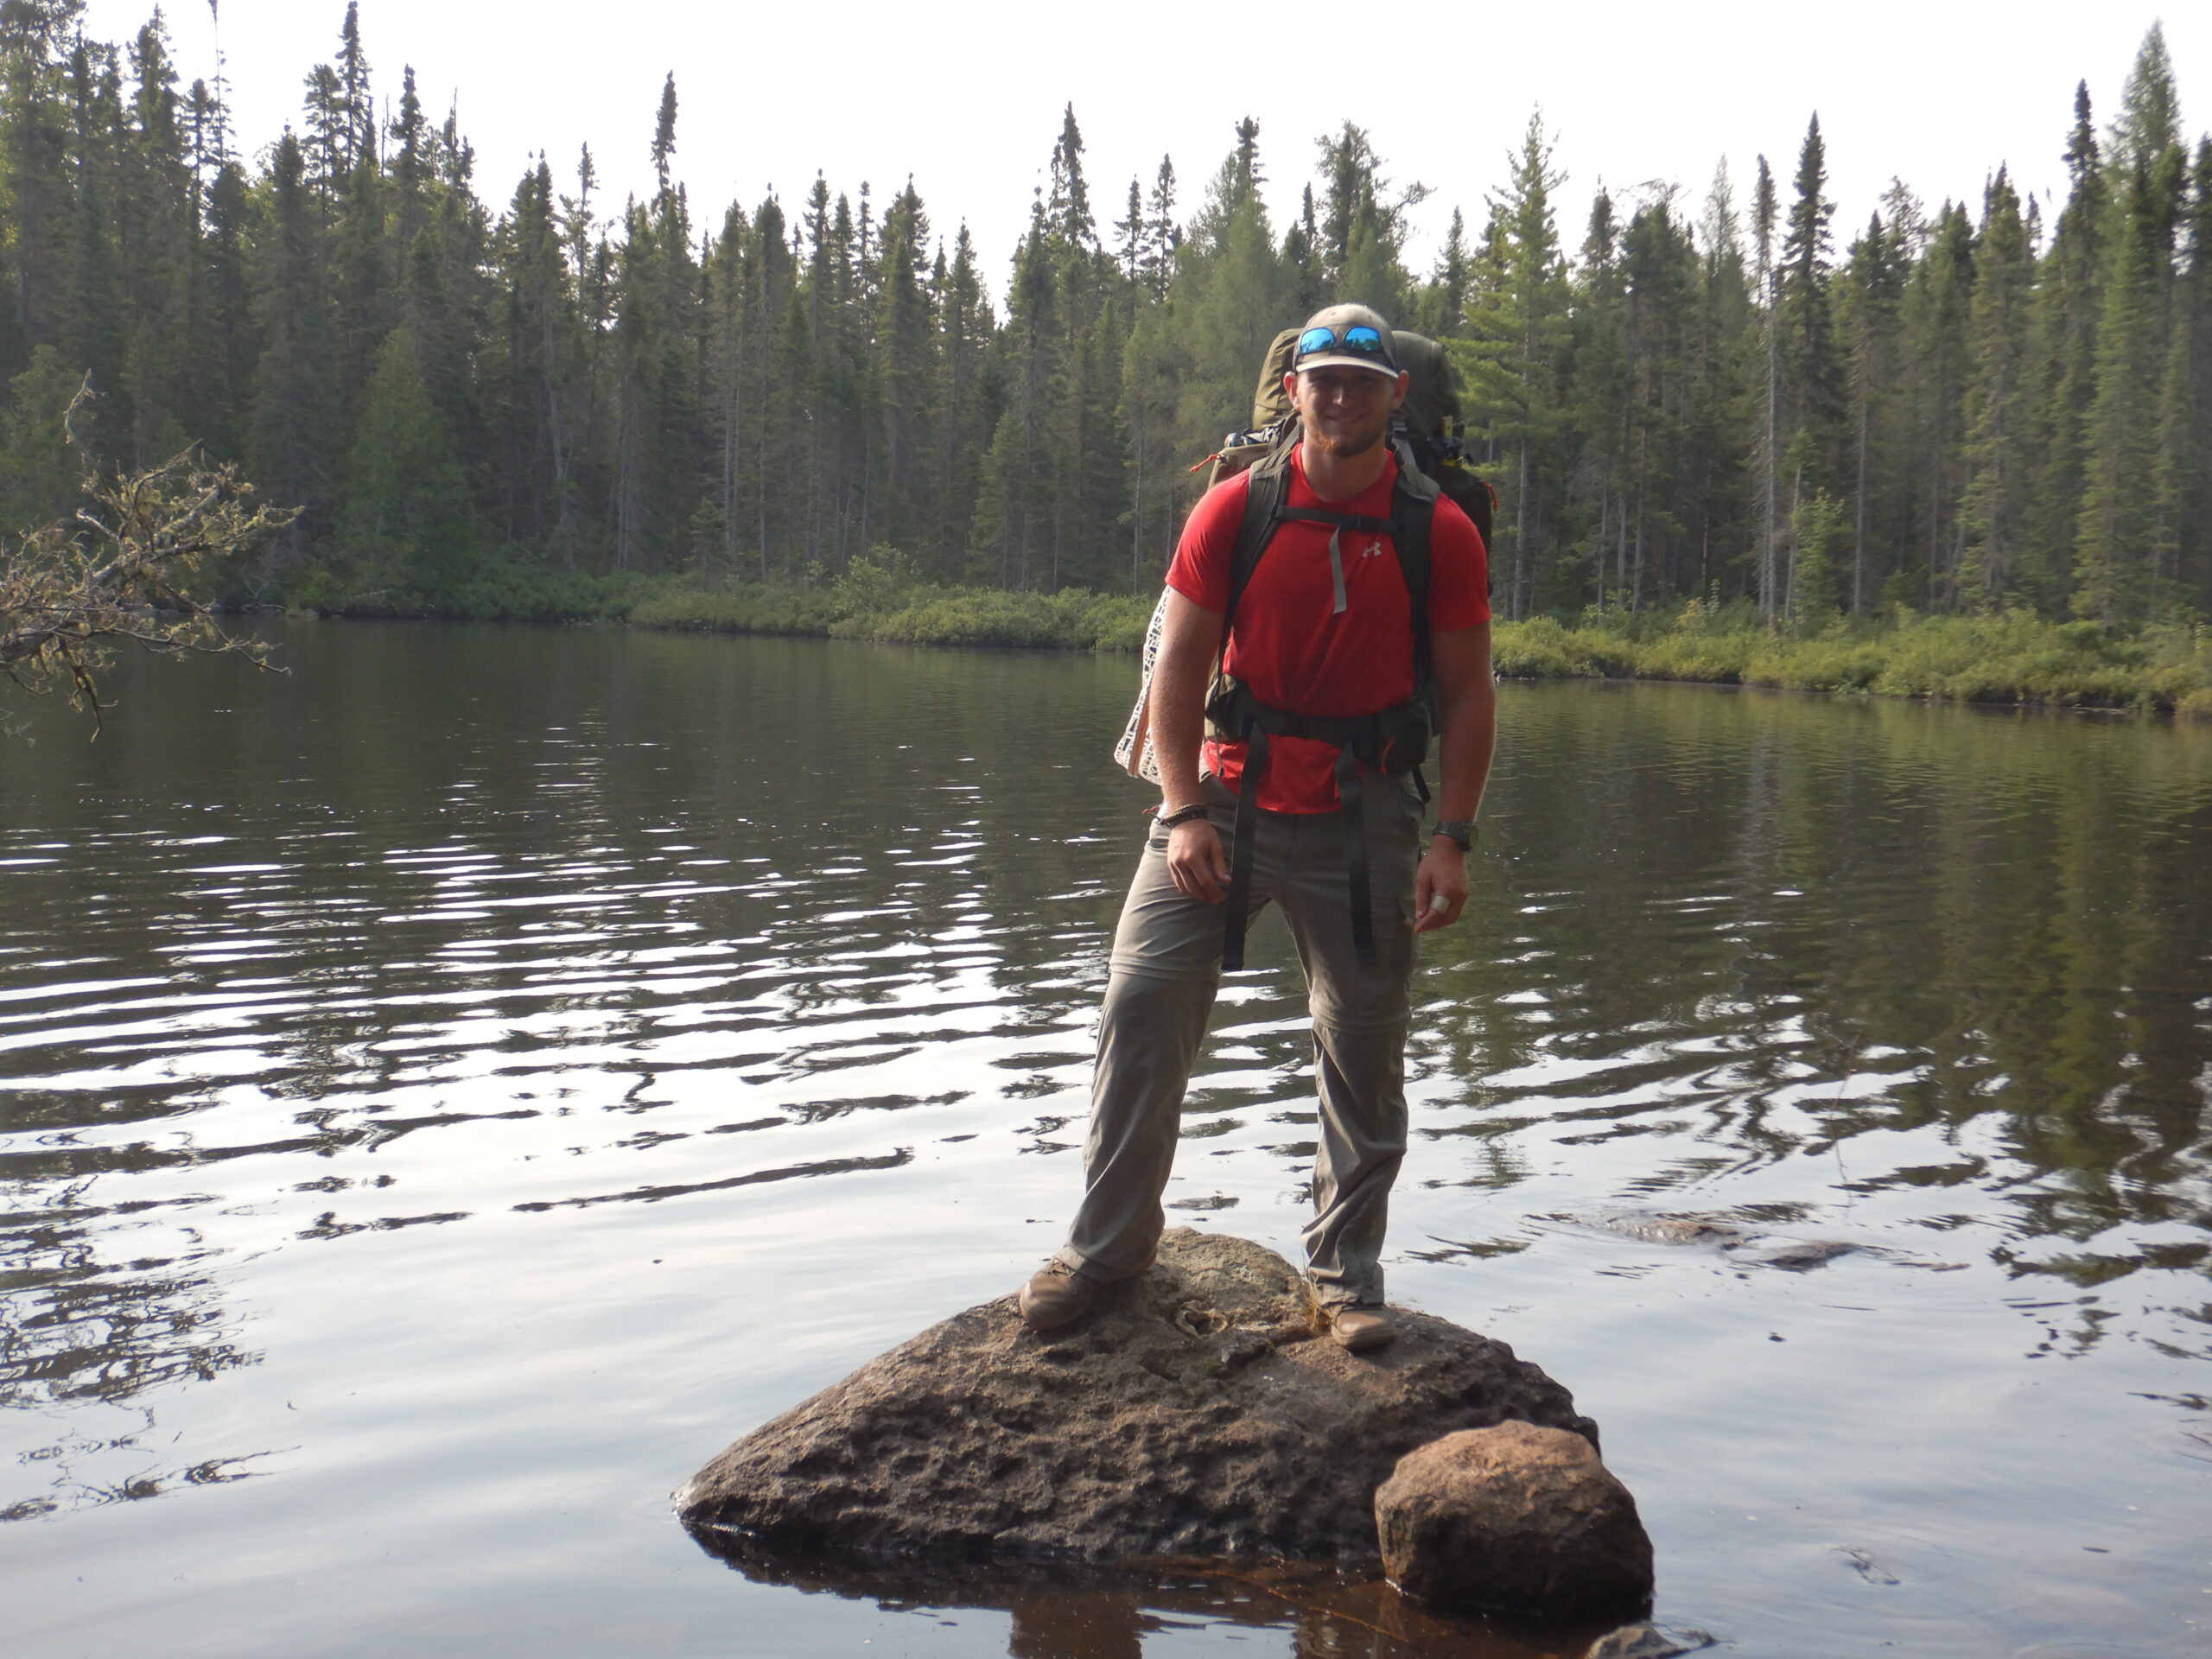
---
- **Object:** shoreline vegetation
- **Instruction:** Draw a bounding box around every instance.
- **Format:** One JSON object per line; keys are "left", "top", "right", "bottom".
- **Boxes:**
{"left": 283, "top": 559, "right": 2212, "bottom": 716}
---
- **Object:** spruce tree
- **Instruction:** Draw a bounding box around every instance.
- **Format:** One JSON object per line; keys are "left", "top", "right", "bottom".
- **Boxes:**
{"left": 1141, "top": 156, "right": 1178, "bottom": 301}
{"left": 2074, "top": 28, "right": 2187, "bottom": 625}
{"left": 341, "top": 327, "right": 477, "bottom": 600}
{"left": 1904, "top": 201, "right": 1974, "bottom": 607}
{"left": 1464, "top": 113, "right": 1572, "bottom": 619}
{"left": 247, "top": 130, "right": 337, "bottom": 564}
{"left": 1957, "top": 168, "right": 2036, "bottom": 607}
{"left": 1779, "top": 118, "right": 1844, "bottom": 484}
{"left": 1751, "top": 153, "right": 1782, "bottom": 619}
{"left": 2030, "top": 83, "right": 2107, "bottom": 605}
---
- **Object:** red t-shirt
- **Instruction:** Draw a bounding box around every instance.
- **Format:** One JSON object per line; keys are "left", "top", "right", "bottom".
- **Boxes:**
{"left": 1166, "top": 445, "right": 1490, "bottom": 814}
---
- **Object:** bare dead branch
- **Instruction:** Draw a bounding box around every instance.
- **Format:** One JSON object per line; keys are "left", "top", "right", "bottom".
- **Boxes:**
{"left": 0, "top": 426, "right": 302, "bottom": 739}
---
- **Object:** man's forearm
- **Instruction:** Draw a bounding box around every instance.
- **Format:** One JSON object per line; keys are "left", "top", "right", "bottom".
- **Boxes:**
{"left": 1428, "top": 624, "right": 1496, "bottom": 828}
{"left": 1433, "top": 676, "right": 1495, "bottom": 824}
{"left": 1151, "top": 590, "right": 1223, "bottom": 810}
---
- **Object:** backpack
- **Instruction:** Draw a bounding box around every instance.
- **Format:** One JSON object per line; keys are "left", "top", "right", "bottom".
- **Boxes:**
{"left": 1205, "top": 327, "right": 1497, "bottom": 547}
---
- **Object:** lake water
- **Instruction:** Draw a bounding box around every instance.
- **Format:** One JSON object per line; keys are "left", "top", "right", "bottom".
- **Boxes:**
{"left": 3, "top": 624, "right": 2209, "bottom": 1659}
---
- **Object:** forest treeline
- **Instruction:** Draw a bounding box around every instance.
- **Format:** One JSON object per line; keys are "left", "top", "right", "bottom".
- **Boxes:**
{"left": 1, "top": 2, "right": 2209, "bottom": 637}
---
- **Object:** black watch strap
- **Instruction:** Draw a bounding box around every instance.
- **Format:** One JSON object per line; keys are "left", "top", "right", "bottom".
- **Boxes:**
{"left": 1432, "top": 819, "right": 1477, "bottom": 851}
{"left": 1155, "top": 803, "right": 1210, "bottom": 830}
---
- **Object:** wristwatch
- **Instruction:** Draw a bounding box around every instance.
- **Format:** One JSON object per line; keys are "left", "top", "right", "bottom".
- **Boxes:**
{"left": 1431, "top": 820, "right": 1477, "bottom": 851}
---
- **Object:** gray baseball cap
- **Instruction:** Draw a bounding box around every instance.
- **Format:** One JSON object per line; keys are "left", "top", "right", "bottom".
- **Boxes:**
{"left": 1290, "top": 302, "right": 1402, "bottom": 378}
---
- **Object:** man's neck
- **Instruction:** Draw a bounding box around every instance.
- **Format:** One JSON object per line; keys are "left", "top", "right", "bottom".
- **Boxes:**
{"left": 1298, "top": 430, "right": 1391, "bottom": 501}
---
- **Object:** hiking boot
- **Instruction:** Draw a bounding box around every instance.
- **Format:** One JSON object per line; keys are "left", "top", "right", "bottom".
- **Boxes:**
{"left": 1019, "top": 1261, "right": 1099, "bottom": 1332}
{"left": 1325, "top": 1304, "right": 1395, "bottom": 1353}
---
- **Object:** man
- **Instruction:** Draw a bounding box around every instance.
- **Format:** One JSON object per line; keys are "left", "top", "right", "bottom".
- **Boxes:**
{"left": 1020, "top": 303, "right": 1495, "bottom": 1352}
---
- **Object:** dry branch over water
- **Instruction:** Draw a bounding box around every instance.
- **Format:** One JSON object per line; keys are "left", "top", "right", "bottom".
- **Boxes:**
{"left": 0, "top": 395, "right": 297, "bottom": 734}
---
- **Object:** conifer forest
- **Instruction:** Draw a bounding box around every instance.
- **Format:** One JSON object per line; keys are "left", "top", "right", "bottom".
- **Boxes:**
{"left": 3, "top": 2, "right": 2209, "bottom": 645}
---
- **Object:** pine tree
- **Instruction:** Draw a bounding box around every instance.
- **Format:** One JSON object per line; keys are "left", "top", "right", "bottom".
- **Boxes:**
{"left": 1047, "top": 105, "right": 1094, "bottom": 250}
{"left": 1956, "top": 168, "right": 2036, "bottom": 607}
{"left": 1141, "top": 156, "right": 1177, "bottom": 301}
{"left": 1417, "top": 207, "right": 1471, "bottom": 338}
{"left": 1840, "top": 185, "right": 1928, "bottom": 612}
{"left": 1463, "top": 113, "right": 1572, "bottom": 618}
{"left": 1904, "top": 200, "right": 1975, "bottom": 607}
{"left": 118, "top": 15, "right": 195, "bottom": 463}
{"left": 1574, "top": 186, "right": 1629, "bottom": 610}
{"left": 2030, "top": 82, "right": 2107, "bottom": 607}
{"left": 2154, "top": 139, "right": 2212, "bottom": 607}
{"left": 247, "top": 130, "right": 337, "bottom": 565}
{"left": 972, "top": 203, "right": 1058, "bottom": 588}
{"left": 1685, "top": 161, "right": 1753, "bottom": 604}
{"left": 0, "top": 344, "right": 88, "bottom": 528}
{"left": 0, "top": 9, "right": 79, "bottom": 378}
{"left": 2074, "top": 28, "right": 2186, "bottom": 625}
{"left": 1113, "top": 176, "right": 1144, "bottom": 283}
{"left": 340, "top": 327, "right": 477, "bottom": 599}
{"left": 1779, "top": 118, "right": 1844, "bottom": 485}
{"left": 1751, "top": 153, "right": 1782, "bottom": 620}
{"left": 1314, "top": 122, "right": 1423, "bottom": 317}
{"left": 1170, "top": 118, "right": 1287, "bottom": 473}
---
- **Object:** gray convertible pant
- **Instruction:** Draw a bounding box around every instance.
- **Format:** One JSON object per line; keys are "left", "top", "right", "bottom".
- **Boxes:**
{"left": 1053, "top": 772, "right": 1422, "bottom": 1308}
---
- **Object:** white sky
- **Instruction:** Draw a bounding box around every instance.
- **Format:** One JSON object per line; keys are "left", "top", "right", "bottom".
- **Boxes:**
{"left": 83, "top": 1, "right": 2207, "bottom": 296}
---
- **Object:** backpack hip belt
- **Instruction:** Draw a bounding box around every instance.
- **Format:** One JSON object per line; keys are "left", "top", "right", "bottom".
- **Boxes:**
{"left": 1207, "top": 677, "right": 1431, "bottom": 974}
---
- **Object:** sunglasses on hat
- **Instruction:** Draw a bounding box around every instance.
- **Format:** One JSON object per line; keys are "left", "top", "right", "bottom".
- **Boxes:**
{"left": 1296, "top": 324, "right": 1388, "bottom": 359}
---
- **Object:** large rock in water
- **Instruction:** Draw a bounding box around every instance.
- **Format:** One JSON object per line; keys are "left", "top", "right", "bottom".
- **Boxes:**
{"left": 679, "top": 1229, "right": 1598, "bottom": 1565}
{"left": 1375, "top": 1422, "right": 1655, "bottom": 1618}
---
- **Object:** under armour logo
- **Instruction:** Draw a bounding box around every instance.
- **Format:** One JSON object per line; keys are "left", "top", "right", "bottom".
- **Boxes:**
{"left": 1363, "top": 539, "right": 1384, "bottom": 559}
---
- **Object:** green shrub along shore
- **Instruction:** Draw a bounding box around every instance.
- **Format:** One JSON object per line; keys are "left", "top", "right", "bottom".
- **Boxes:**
{"left": 282, "top": 555, "right": 2212, "bottom": 715}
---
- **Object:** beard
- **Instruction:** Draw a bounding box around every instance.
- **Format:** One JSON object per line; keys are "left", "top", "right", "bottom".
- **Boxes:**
{"left": 1303, "top": 403, "right": 1393, "bottom": 459}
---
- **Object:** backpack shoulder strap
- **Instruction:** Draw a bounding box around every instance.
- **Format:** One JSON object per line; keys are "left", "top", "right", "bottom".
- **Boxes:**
{"left": 1389, "top": 448, "right": 1439, "bottom": 646}
{"left": 1222, "top": 445, "right": 1293, "bottom": 650}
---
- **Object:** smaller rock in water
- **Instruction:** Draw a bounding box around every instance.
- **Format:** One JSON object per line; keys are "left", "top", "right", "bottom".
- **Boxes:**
{"left": 1586, "top": 1624, "right": 1713, "bottom": 1659}
{"left": 1374, "top": 1421, "right": 1654, "bottom": 1620}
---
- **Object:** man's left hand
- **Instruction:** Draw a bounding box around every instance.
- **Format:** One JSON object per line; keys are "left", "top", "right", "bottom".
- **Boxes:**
{"left": 1413, "top": 842, "right": 1469, "bottom": 933}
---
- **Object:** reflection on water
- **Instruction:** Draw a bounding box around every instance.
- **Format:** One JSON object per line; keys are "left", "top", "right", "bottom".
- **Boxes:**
{"left": 706, "top": 1542, "right": 1631, "bottom": 1659}
{"left": 2, "top": 624, "right": 2209, "bottom": 1657}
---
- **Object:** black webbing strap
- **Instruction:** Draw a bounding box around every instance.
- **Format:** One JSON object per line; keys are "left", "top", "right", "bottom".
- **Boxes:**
{"left": 1222, "top": 725, "right": 1267, "bottom": 971}
{"left": 1214, "top": 687, "right": 1391, "bottom": 973}
{"left": 1335, "top": 744, "right": 1375, "bottom": 968}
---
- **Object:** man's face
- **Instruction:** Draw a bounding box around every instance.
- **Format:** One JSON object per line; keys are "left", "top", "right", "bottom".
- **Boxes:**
{"left": 1287, "top": 365, "right": 1407, "bottom": 458}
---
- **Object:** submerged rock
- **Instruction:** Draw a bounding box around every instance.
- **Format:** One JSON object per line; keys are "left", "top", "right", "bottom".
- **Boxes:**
{"left": 1565, "top": 1211, "right": 1865, "bottom": 1271}
{"left": 1374, "top": 1422, "right": 1654, "bottom": 1619}
{"left": 1586, "top": 1624, "right": 1715, "bottom": 1659}
{"left": 678, "top": 1229, "right": 1597, "bottom": 1566}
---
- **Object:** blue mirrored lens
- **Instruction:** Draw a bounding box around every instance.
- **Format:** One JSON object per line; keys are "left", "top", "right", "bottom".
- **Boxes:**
{"left": 1297, "top": 327, "right": 1337, "bottom": 355}
{"left": 1342, "top": 327, "right": 1382, "bottom": 351}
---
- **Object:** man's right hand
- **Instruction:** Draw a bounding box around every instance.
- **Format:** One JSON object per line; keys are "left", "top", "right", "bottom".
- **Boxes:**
{"left": 1165, "top": 817, "right": 1231, "bottom": 905}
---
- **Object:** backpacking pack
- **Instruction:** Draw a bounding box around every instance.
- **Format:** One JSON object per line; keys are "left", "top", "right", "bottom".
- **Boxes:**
{"left": 1204, "top": 326, "right": 1497, "bottom": 546}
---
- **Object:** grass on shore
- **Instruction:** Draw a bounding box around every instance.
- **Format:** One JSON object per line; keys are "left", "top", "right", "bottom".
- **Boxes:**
{"left": 632, "top": 574, "right": 2212, "bottom": 715}
{"left": 629, "top": 568, "right": 1153, "bottom": 652}
{"left": 284, "top": 550, "right": 2212, "bottom": 715}
{"left": 1491, "top": 601, "right": 2212, "bottom": 715}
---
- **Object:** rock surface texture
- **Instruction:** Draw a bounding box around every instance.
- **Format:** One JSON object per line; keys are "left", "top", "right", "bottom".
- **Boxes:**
{"left": 680, "top": 1230, "right": 1597, "bottom": 1565}
{"left": 1374, "top": 1422, "right": 1655, "bottom": 1619}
